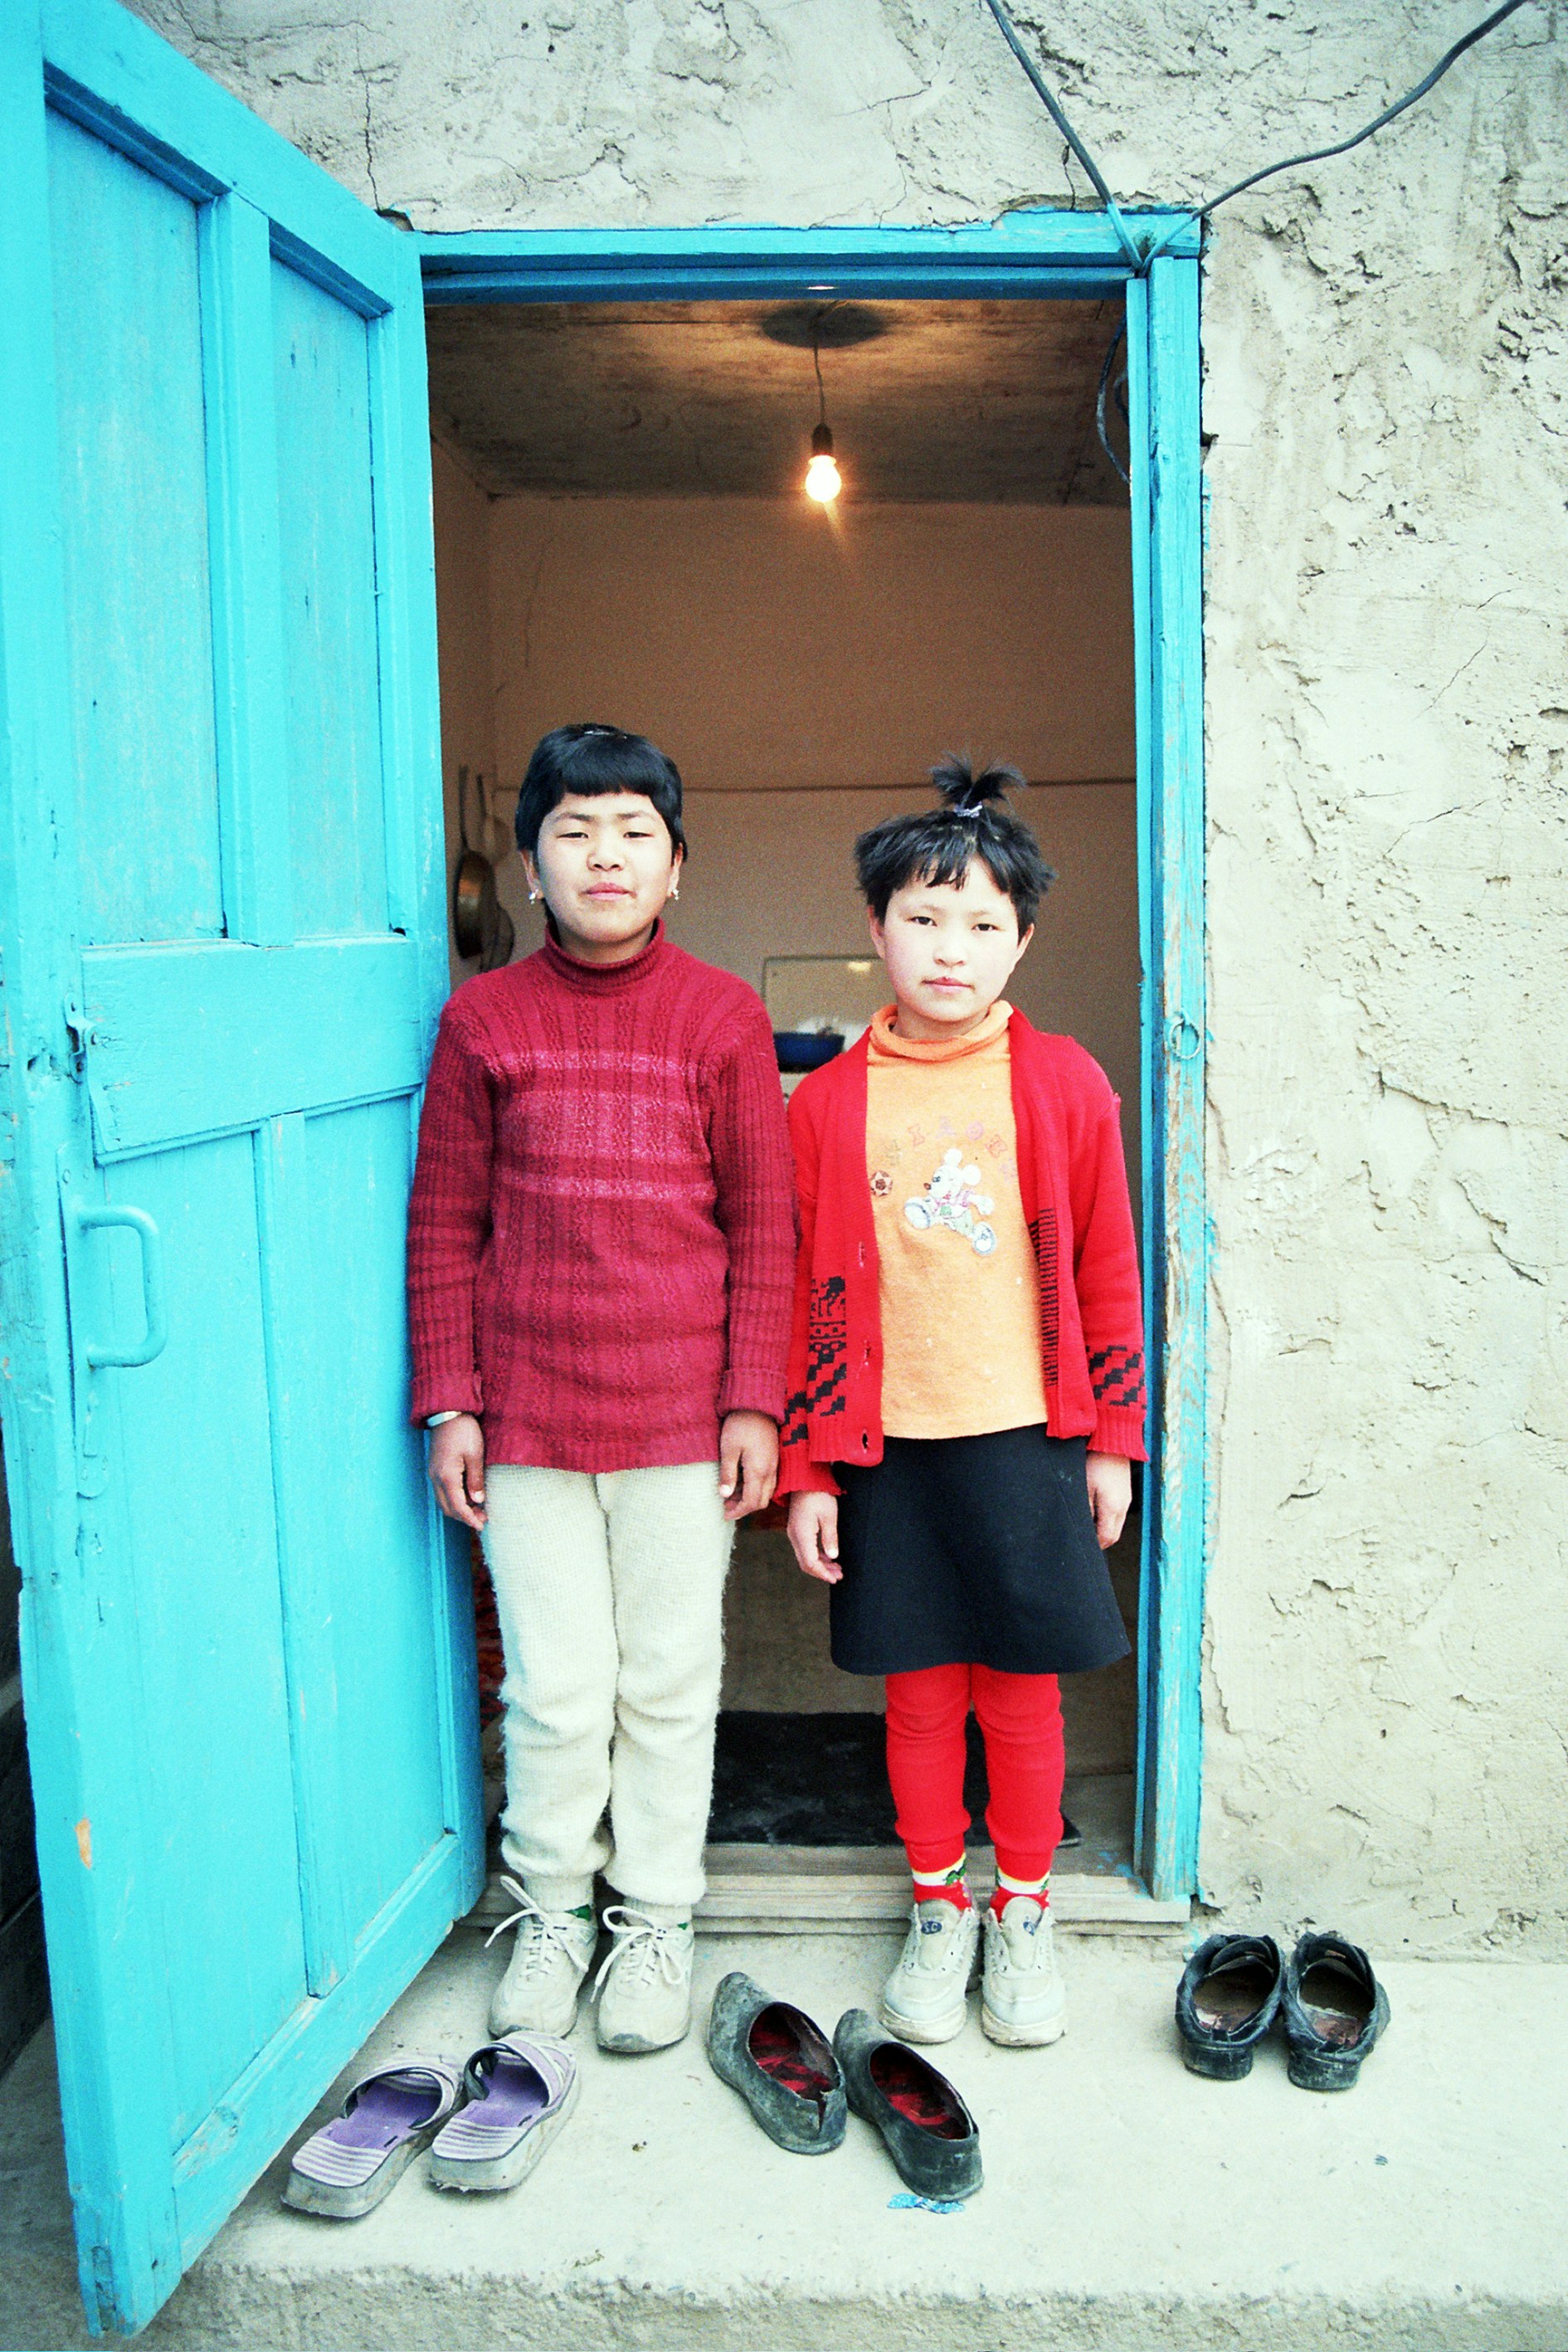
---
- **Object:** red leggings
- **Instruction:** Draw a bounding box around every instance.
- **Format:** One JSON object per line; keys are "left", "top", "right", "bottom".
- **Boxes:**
{"left": 884, "top": 1663, "right": 1064, "bottom": 1882}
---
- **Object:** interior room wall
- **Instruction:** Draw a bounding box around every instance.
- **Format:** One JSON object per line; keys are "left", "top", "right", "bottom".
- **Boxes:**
{"left": 475, "top": 493, "right": 1141, "bottom": 1152}
{"left": 431, "top": 441, "right": 499, "bottom": 990}
{"left": 486, "top": 495, "right": 1134, "bottom": 792}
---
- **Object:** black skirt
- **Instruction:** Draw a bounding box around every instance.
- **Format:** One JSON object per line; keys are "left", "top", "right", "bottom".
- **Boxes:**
{"left": 829, "top": 1426, "right": 1131, "bottom": 1678}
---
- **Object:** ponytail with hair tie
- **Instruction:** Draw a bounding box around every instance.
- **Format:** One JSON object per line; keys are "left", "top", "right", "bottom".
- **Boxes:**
{"left": 853, "top": 752, "right": 1054, "bottom": 931}
{"left": 931, "top": 753, "right": 1025, "bottom": 815}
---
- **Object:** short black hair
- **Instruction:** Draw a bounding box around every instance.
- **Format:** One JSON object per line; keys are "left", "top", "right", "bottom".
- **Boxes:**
{"left": 854, "top": 757, "right": 1055, "bottom": 933}
{"left": 515, "top": 723, "right": 686, "bottom": 858}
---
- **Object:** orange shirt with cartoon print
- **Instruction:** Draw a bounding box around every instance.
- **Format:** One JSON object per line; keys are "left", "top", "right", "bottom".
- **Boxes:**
{"left": 864, "top": 1001, "right": 1048, "bottom": 1440}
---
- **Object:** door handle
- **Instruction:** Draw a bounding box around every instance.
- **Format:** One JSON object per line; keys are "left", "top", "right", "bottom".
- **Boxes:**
{"left": 68, "top": 1202, "right": 168, "bottom": 1368}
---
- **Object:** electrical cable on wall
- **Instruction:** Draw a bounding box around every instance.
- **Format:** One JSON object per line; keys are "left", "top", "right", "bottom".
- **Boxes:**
{"left": 982, "top": 0, "right": 1538, "bottom": 267}
{"left": 1095, "top": 319, "right": 1130, "bottom": 487}
{"left": 985, "top": 0, "right": 1538, "bottom": 477}
{"left": 980, "top": 0, "right": 1144, "bottom": 265}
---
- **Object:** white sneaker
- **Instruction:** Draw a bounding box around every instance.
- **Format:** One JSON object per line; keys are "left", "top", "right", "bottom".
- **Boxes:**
{"left": 981, "top": 1897, "right": 1067, "bottom": 2047}
{"left": 879, "top": 1899, "right": 980, "bottom": 2044}
{"left": 594, "top": 1906, "right": 695, "bottom": 2053}
{"left": 485, "top": 1880, "right": 599, "bottom": 2038}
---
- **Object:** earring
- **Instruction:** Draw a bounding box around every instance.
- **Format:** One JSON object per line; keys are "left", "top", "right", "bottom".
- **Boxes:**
{"left": 528, "top": 889, "right": 541, "bottom": 903}
{"left": 670, "top": 883, "right": 679, "bottom": 902}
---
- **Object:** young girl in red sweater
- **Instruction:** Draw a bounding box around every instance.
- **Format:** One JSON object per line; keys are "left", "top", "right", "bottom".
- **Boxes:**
{"left": 781, "top": 760, "right": 1145, "bottom": 2049}
{"left": 407, "top": 724, "right": 794, "bottom": 2057}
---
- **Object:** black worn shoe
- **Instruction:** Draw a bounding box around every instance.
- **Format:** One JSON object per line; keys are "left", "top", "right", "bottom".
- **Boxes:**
{"left": 1174, "top": 1934, "right": 1283, "bottom": 2080}
{"left": 833, "top": 2007, "right": 981, "bottom": 2199}
{"left": 1283, "top": 1931, "right": 1389, "bottom": 2091}
{"left": 706, "top": 1973, "right": 846, "bottom": 2154}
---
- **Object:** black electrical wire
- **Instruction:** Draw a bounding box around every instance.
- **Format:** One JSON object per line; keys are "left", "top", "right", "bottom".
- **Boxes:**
{"left": 1144, "top": 0, "right": 1536, "bottom": 261}
{"left": 1094, "top": 319, "right": 1130, "bottom": 485}
{"left": 981, "top": 0, "right": 1142, "bottom": 265}
{"left": 983, "top": 0, "right": 1538, "bottom": 270}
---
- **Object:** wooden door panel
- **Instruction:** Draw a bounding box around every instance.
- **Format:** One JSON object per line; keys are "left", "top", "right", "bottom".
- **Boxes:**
{"left": 271, "top": 260, "right": 391, "bottom": 941}
{"left": 304, "top": 1098, "right": 454, "bottom": 1922}
{"left": 100, "top": 1134, "right": 309, "bottom": 2135}
{"left": 80, "top": 938, "right": 426, "bottom": 1157}
{"left": 48, "top": 109, "right": 226, "bottom": 948}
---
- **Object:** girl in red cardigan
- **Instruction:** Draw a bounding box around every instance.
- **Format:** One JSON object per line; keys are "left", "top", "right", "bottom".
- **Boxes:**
{"left": 781, "top": 760, "right": 1146, "bottom": 2051}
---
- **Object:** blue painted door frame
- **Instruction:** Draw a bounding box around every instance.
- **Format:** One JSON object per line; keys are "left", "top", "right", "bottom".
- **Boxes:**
{"left": 0, "top": 1, "right": 483, "bottom": 2333}
{"left": 418, "top": 220, "right": 1207, "bottom": 1904}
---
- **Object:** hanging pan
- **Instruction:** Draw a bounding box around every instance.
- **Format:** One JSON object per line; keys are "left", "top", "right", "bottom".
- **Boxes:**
{"left": 454, "top": 766, "right": 509, "bottom": 964}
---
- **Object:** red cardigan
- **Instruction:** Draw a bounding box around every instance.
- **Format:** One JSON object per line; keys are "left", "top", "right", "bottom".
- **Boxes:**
{"left": 777, "top": 1010, "right": 1147, "bottom": 1497}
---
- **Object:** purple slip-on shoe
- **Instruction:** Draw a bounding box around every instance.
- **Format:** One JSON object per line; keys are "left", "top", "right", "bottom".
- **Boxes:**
{"left": 283, "top": 2056, "right": 465, "bottom": 2218}
{"left": 427, "top": 2035, "right": 579, "bottom": 2194}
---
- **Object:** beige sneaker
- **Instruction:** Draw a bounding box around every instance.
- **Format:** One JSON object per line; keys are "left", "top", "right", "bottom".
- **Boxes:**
{"left": 981, "top": 1897, "right": 1067, "bottom": 2047}
{"left": 594, "top": 1906, "right": 695, "bottom": 2053}
{"left": 485, "top": 1880, "right": 599, "bottom": 2038}
{"left": 879, "top": 1899, "right": 980, "bottom": 2044}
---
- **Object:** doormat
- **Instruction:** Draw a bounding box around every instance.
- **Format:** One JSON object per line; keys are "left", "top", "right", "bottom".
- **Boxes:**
{"left": 709, "top": 1712, "right": 1080, "bottom": 1848}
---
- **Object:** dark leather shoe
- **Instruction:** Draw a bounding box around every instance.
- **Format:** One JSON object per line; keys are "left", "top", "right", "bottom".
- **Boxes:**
{"left": 706, "top": 1972, "right": 846, "bottom": 2153}
{"left": 1175, "top": 1934, "right": 1283, "bottom": 2079}
{"left": 833, "top": 2007, "right": 981, "bottom": 2199}
{"left": 1283, "top": 1931, "right": 1389, "bottom": 2091}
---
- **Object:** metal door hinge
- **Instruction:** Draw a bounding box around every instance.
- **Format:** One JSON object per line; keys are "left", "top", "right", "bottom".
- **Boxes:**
{"left": 63, "top": 1001, "right": 99, "bottom": 1073}
{"left": 63, "top": 1000, "right": 121, "bottom": 1152}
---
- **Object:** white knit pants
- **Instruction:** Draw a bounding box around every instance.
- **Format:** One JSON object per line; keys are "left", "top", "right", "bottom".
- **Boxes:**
{"left": 481, "top": 1462, "right": 733, "bottom": 1915}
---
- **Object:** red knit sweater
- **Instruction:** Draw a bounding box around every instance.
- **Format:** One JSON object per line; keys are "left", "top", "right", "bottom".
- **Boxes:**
{"left": 407, "top": 925, "right": 796, "bottom": 1471}
{"left": 777, "top": 1010, "right": 1147, "bottom": 1497}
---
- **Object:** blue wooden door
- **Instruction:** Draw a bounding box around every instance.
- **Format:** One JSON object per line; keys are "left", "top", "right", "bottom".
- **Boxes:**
{"left": 0, "top": 1, "right": 483, "bottom": 2332}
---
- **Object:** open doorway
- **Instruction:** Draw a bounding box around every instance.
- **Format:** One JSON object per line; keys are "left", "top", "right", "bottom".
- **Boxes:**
{"left": 426, "top": 289, "right": 1147, "bottom": 1910}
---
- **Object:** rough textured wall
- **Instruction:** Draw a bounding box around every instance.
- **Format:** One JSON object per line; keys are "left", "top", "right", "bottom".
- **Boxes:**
{"left": 124, "top": 0, "right": 1568, "bottom": 1952}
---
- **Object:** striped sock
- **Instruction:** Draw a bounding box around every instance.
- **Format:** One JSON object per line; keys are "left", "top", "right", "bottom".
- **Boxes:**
{"left": 910, "top": 1856, "right": 972, "bottom": 1911}
{"left": 992, "top": 1868, "right": 1051, "bottom": 1917}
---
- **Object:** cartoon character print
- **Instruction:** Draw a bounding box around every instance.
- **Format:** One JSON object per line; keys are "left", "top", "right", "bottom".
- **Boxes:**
{"left": 904, "top": 1147, "right": 998, "bottom": 1256}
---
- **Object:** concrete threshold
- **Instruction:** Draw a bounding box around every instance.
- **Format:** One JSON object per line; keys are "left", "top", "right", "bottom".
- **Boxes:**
{"left": 3, "top": 1931, "right": 1566, "bottom": 2352}
{"left": 699, "top": 1844, "right": 1190, "bottom": 1932}
{"left": 473, "top": 1771, "right": 1185, "bottom": 1935}
{"left": 465, "top": 1847, "right": 1190, "bottom": 1935}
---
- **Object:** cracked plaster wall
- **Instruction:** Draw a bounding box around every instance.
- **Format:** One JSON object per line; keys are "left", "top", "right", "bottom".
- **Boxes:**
{"left": 124, "top": 0, "right": 1568, "bottom": 1954}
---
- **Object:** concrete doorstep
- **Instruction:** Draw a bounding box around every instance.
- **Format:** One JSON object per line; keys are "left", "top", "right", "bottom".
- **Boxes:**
{"left": 2, "top": 1929, "right": 1566, "bottom": 2352}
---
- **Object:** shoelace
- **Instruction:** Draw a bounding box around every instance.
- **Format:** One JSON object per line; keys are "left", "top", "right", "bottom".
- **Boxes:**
{"left": 594, "top": 1905, "right": 688, "bottom": 1992}
{"left": 907, "top": 1904, "right": 971, "bottom": 1970}
{"left": 485, "top": 1877, "right": 590, "bottom": 1974}
{"left": 991, "top": 1903, "right": 1053, "bottom": 1965}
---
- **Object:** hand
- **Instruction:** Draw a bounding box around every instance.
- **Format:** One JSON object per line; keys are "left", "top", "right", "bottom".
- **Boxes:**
{"left": 787, "top": 1491, "right": 841, "bottom": 1584}
{"left": 428, "top": 1414, "right": 487, "bottom": 1529}
{"left": 1086, "top": 1451, "right": 1132, "bottom": 1550}
{"left": 718, "top": 1410, "right": 778, "bottom": 1521}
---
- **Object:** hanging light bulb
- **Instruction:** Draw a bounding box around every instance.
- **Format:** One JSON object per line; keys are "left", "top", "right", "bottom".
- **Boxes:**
{"left": 805, "top": 421, "right": 841, "bottom": 503}
{"left": 803, "top": 321, "right": 842, "bottom": 503}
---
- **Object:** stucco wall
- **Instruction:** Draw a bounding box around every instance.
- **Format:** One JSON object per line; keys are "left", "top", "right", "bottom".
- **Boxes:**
{"left": 129, "top": 0, "right": 1568, "bottom": 1954}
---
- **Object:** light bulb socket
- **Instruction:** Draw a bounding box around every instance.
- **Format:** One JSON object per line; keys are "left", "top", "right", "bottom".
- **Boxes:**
{"left": 811, "top": 421, "right": 835, "bottom": 456}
